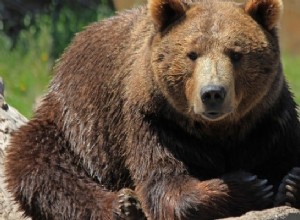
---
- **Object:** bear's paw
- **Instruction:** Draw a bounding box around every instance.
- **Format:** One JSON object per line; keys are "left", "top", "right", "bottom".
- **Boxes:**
{"left": 275, "top": 167, "right": 300, "bottom": 208}
{"left": 113, "top": 188, "right": 146, "bottom": 220}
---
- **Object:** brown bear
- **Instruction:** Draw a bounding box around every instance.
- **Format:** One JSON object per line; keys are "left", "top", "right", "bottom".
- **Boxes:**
{"left": 4, "top": 0, "right": 300, "bottom": 219}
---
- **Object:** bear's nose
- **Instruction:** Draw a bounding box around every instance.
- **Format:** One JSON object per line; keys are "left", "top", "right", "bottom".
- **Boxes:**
{"left": 200, "top": 85, "right": 226, "bottom": 108}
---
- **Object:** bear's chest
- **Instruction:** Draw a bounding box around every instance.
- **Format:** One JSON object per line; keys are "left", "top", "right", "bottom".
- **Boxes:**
{"left": 167, "top": 133, "right": 291, "bottom": 181}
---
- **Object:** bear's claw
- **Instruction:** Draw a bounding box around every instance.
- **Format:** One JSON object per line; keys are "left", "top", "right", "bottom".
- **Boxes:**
{"left": 113, "top": 188, "right": 146, "bottom": 220}
{"left": 223, "top": 172, "right": 274, "bottom": 210}
{"left": 249, "top": 177, "right": 274, "bottom": 203}
{"left": 275, "top": 167, "right": 300, "bottom": 207}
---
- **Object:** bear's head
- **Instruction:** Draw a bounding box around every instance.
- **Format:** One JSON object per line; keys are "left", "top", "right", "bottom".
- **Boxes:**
{"left": 149, "top": 0, "right": 283, "bottom": 123}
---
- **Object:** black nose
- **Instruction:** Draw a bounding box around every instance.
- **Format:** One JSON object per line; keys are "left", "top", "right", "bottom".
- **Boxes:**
{"left": 201, "top": 85, "right": 226, "bottom": 107}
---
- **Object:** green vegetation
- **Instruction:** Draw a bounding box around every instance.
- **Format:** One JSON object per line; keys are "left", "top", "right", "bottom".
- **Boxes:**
{"left": 0, "top": 21, "right": 299, "bottom": 118}
{"left": 283, "top": 54, "right": 300, "bottom": 105}
{"left": 0, "top": 24, "right": 51, "bottom": 118}
{"left": 0, "top": 2, "right": 114, "bottom": 118}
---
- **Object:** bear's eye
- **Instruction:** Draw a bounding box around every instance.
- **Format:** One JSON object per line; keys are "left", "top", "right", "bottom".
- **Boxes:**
{"left": 229, "top": 51, "right": 243, "bottom": 63}
{"left": 187, "top": 52, "right": 198, "bottom": 61}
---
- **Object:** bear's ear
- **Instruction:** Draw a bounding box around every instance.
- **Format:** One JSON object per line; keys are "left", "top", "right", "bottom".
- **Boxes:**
{"left": 148, "top": 0, "right": 188, "bottom": 31}
{"left": 244, "top": 0, "right": 283, "bottom": 31}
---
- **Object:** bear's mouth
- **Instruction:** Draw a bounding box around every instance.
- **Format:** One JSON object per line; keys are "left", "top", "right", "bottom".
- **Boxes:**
{"left": 202, "top": 111, "right": 225, "bottom": 121}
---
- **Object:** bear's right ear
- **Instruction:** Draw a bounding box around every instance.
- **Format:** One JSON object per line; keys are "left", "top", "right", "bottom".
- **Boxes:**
{"left": 148, "top": 0, "right": 188, "bottom": 31}
{"left": 244, "top": 0, "right": 283, "bottom": 31}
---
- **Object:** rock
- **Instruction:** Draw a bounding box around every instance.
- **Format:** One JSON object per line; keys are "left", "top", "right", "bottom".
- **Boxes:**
{"left": 221, "top": 206, "right": 300, "bottom": 220}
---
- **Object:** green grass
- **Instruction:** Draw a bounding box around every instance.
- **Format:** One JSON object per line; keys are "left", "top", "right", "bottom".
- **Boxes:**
{"left": 0, "top": 26, "right": 51, "bottom": 118}
{"left": 0, "top": 28, "right": 299, "bottom": 118}
{"left": 283, "top": 54, "right": 300, "bottom": 105}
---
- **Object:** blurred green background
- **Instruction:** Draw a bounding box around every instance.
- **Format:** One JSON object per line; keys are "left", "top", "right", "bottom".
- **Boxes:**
{"left": 0, "top": 0, "right": 299, "bottom": 118}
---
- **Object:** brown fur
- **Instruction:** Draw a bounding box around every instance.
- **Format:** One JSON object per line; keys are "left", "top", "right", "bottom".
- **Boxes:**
{"left": 5, "top": 0, "right": 300, "bottom": 219}
{"left": 149, "top": 0, "right": 188, "bottom": 30}
{"left": 245, "top": 0, "right": 283, "bottom": 30}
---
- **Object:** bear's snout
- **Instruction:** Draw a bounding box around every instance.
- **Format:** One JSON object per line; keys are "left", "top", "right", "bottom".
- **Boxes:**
{"left": 201, "top": 85, "right": 226, "bottom": 107}
{"left": 200, "top": 85, "right": 228, "bottom": 120}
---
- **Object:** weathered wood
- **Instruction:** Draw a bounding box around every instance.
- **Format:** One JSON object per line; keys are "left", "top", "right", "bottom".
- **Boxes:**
{"left": 220, "top": 206, "right": 300, "bottom": 220}
{"left": 0, "top": 77, "right": 29, "bottom": 220}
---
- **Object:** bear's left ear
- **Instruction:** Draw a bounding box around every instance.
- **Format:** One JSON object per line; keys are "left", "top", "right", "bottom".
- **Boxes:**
{"left": 244, "top": 0, "right": 283, "bottom": 31}
{"left": 148, "top": 0, "right": 188, "bottom": 31}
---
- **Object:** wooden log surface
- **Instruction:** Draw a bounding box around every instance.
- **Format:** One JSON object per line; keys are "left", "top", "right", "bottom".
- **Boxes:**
{"left": 0, "top": 77, "right": 30, "bottom": 220}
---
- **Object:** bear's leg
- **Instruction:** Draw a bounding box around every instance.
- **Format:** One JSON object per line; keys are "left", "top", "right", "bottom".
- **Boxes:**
{"left": 5, "top": 121, "right": 119, "bottom": 220}
{"left": 136, "top": 171, "right": 273, "bottom": 220}
{"left": 274, "top": 167, "right": 300, "bottom": 208}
